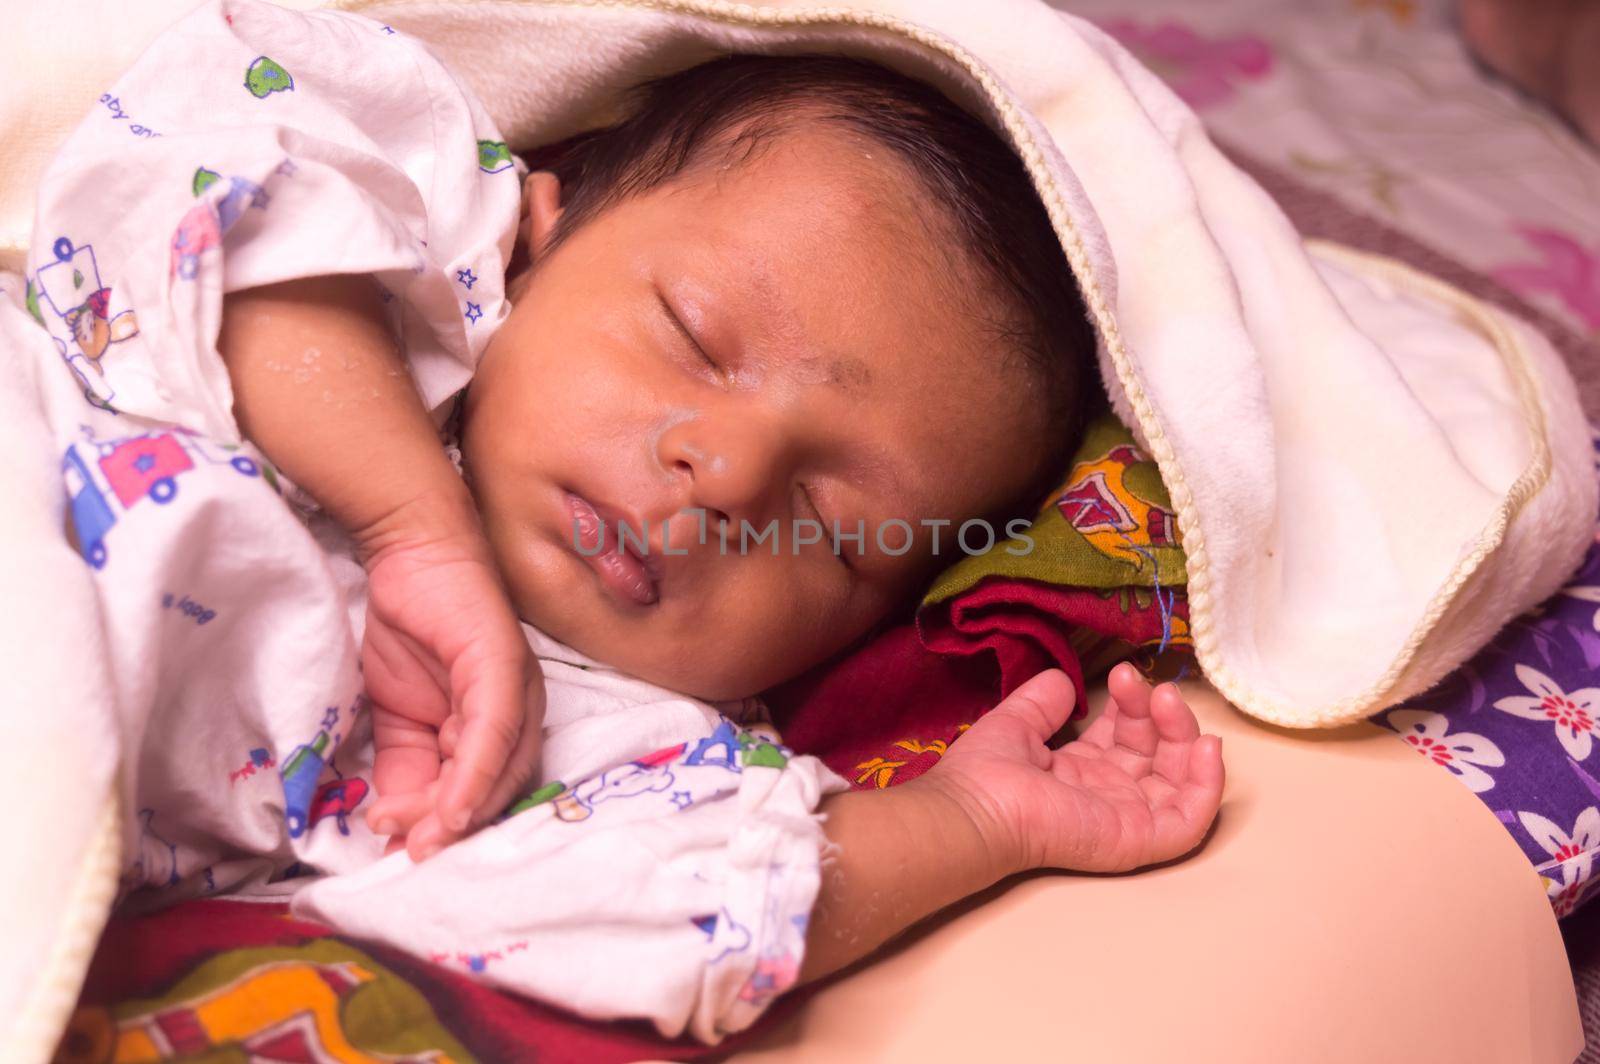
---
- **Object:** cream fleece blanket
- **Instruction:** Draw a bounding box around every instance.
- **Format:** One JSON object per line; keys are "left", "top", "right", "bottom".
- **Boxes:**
{"left": 323, "top": 0, "right": 1590, "bottom": 733}
{"left": 1, "top": 0, "right": 1593, "bottom": 1058}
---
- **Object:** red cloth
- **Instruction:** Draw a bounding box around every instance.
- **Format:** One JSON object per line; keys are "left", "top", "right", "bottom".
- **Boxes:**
{"left": 771, "top": 572, "right": 1190, "bottom": 787}
{"left": 770, "top": 576, "right": 1190, "bottom": 789}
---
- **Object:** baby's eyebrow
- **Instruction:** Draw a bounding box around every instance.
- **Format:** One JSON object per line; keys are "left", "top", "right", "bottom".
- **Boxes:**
{"left": 797, "top": 351, "right": 873, "bottom": 393}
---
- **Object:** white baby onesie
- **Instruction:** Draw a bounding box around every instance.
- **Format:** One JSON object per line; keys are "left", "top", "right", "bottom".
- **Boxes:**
{"left": 15, "top": 0, "right": 850, "bottom": 1044}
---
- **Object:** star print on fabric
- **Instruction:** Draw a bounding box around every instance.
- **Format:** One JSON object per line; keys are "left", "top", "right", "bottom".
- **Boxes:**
{"left": 671, "top": 790, "right": 693, "bottom": 810}
{"left": 321, "top": 705, "right": 339, "bottom": 730}
{"left": 464, "top": 302, "right": 482, "bottom": 324}
{"left": 456, "top": 267, "right": 477, "bottom": 289}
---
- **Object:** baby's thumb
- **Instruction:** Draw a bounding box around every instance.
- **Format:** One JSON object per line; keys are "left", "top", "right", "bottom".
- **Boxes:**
{"left": 987, "top": 669, "right": 1077, "bottom": 744}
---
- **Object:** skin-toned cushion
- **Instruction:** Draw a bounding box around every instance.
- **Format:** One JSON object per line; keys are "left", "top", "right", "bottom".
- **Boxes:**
{"left": 727, "top": 680, "right": 1581, "bottom": 1063}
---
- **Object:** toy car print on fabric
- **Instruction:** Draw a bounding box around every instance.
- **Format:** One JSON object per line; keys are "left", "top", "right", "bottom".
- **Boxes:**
{"left": 60, "top": 427, "right": 266, "bottom": 570}
{"left": 308, "top": 777, "right": 369, "bottom": 836}
{"left": 169, "top": 205, "right": 221, "bottom": 281}
{"left": 171, "top": 174, "right": 268, "bottom": 280}
{"left": 281, "top": 698, "right": 369, "bottom": 839}
{"left": 280, "top": 728, "right": 332, "bottom": 839}
{"left": 737, "top": 953, "right": 800, "bottom": 1006}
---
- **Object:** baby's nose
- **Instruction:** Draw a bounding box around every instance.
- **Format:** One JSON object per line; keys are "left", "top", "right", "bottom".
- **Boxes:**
{"left": 656, "top": 414, "right": 789, "bottom": 523}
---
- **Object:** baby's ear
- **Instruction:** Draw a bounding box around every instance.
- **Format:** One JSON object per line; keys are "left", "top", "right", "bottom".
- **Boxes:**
{"left": 520, "top": 170, "right": 564, "bottom": 262}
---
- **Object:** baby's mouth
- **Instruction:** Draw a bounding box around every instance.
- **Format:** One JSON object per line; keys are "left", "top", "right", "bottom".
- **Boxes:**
{"left": 564, "top": 492, "right": 660, "bottom": 607}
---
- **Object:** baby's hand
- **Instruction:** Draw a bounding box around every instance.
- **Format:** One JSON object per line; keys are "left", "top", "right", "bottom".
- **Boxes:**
{"left": 357, "top": 501, "right": 544, "bottom": 861}
{"left": 924, "top": 664, "right": 1224, "bottom": 876}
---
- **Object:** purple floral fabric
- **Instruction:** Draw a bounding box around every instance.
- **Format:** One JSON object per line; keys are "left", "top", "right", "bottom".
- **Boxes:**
{"left": 1377, "top": 431, "right": 1600, "bottom": 916}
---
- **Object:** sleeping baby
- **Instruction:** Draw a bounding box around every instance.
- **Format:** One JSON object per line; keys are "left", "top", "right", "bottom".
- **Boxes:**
{"left": 20, "top": 0, "right": 1224, "bottom": 1042}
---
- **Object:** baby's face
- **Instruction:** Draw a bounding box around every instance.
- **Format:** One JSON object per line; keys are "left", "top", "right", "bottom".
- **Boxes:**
{"left": 463, "top": 126, "right": 1049, "bottom": 700}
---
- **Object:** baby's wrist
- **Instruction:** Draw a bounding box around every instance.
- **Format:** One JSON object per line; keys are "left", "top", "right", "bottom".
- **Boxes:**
{"left": 350, "top": 476, "right": 488, "bottom": 568}
{"left": 902, "top": 771, "right": 1025, "bottom": 884}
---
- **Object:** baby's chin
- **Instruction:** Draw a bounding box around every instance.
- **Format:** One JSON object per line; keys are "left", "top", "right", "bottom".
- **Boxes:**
{"left": 519, "top": 596, "right": 775, "bottom": 703}
{"left": 575, "top": 641, "right": 773, "bottom": 704}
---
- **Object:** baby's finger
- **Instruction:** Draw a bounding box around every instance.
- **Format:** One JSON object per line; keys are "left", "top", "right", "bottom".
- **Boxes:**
{"left": 405, "top": 811, "right": 452, "bottom": 862}
{"left": 1149, "top": 683, "right": 1201, "bottom": 743}
{"left": 1107, "top": 663, "right": 1159, "bottom": 757}
{"left": 1146, "top": 737, "right": 1224, "bottom": 862}
{"left": 1150, "top": 683, "right": 1201, "bottom": 784}
{"left": 439, "top": 715, "right": 462, "bottom": 760}
{"left": 1175, "top": 735, "right": 1226, "bottom": 833}
{"left": 364, "top": 621, "right": 451, "bottom": 728}
{"left": 993, "top": 669, "right": 1078, "bottom": 744}
{"left": 467, "top": 681, "right": 550, "bottom": 819}
{"left": 1107, "top": 662, "right": 1153, "bottom": 718}
{"left": 1137, "top": 773, "right": 1178, "bottom": 809}
{"left": 370, "top": 711, "right": 442, "bottom": 804}
{"left": 365, "top": 789, "right": 435, "bottom": 836}
{"left": 439, "top": 650, "right": 539, "bottom": 832}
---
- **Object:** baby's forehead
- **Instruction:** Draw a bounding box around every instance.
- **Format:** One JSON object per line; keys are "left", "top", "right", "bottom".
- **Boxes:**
{"left": 687, "top": 114, "right": 950, "bottom": 239}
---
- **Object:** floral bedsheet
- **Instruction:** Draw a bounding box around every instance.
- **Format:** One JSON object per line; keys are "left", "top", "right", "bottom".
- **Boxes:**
{"left": 1059, "top": 0, "right": 1600, "bottom": 345}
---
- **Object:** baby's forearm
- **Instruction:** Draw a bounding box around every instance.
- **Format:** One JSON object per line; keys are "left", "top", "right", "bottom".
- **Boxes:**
{"left": 799, "top": 777, "right": 1014, "bottom": 986}
{"left": 218, "top": 275, "right": 476, "bottom": 552}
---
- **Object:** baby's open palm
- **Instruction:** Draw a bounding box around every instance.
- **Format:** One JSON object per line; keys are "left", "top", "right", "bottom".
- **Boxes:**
{"left": 929, "top": 666, "right": 1225, "bottom": 876}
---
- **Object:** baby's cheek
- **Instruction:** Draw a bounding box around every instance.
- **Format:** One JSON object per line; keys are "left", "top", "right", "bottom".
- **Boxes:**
{"left": 668, "top": 560, "right": 836, "bottom": 694}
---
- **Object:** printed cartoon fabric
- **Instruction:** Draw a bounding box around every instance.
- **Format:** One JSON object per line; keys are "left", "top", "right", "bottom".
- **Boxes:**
{"left": 25, "top": 1, "right": 517, "bottom": 442}
{"left": 16, "top": 0, "right": 848, "bottom": 1044}
{"left": 291, "top": 642, "right": 849, "bottom": 1043}
{"left": 769, "top": 410, "right": 1193, "bottom": 790}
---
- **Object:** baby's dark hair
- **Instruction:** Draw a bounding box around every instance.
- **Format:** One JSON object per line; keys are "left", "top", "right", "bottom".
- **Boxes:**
{"left": 523, "top": 52, "right": 1098, "bottom": 510}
